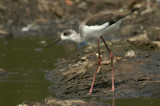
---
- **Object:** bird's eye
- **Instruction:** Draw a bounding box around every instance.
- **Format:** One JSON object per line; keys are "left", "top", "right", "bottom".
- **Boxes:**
{"left": 63, "top": 32, "right": 68, "bottom": 36}
{"left": 63, "top": 31, "right": 71, "bottom": 36}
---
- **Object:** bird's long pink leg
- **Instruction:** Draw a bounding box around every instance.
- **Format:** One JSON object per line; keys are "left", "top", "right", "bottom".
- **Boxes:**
{"left": 101, "top": 36, "right": 115, "bottom": 92}
{"left": 89, "top": 38, "right": 101, "bottom": 95}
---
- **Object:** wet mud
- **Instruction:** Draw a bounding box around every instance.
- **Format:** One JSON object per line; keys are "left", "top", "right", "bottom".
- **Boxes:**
{"left": 48, "top": 41, "right": 160, "bottom": 100}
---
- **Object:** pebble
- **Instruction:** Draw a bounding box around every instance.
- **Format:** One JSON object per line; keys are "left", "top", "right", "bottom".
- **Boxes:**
{"left": 124, "top": 50, "right": 136, "bottom": 57}
{"left": 153, "top": 41, "right": 160, "bottom": 48}
{"left": 101, "top": 60, "right": 110, "bottom": 65}
{"left": 128, "top": 33, "right": 149, "bottom": 41}
{"left": 81, "top": 56, "right": 86, "bottom": 61}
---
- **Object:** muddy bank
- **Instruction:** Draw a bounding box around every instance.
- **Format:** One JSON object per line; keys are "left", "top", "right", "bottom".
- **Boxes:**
{"left": 47, "top": 40, "right": 160, "bottom": 100}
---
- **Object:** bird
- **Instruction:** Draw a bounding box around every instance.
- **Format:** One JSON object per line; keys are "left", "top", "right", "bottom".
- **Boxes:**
{"left": 45, "top": 7, "right": 143, "bottom": 95}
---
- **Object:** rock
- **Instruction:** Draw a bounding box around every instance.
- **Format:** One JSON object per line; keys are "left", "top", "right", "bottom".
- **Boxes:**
{"left": 101, "top": 60, "right": 110, "bottom": 65}
{"left": 96, "top": 53, "right": 102, "bottom": 57}
{"left": 37, "top": 0, "right": 50, "bottom": 12}
{"left": 81, "top": 56, "right": 87, "bottom": 61}
{"left": 128, "top": 33, "right": 149, "bottom": 42}
{"left": 101, "top": 59, "right": 116, "bottom": 65}
{"left": 124, "top": 50, "right": 136, "bottom": 57}
{"left": 0, "top": 4, "right": 6, "bottom": 11}
{"left": 50, "top": 3, "right": 64, "bottom": 18}
{"left": 0, "top": 25, "right": 9, "bottom": 36}
{"left": 0, "top": 29, "right": 9, "bottom": 36}
{"left": 18, "top": 103, "right": 28, "bottom": 106}
{"left": 39, "top": 40, "right": 46, "bottom": 44}
{"left": 78, "top": 2, "right": 87, "bottom": 9}
{"left": 65, "top": 0, "right": 74, "bottom": 6}
{"left": 153, "top": 41, "right": 160, "bottom": 48}
{"left": 21, "top": 24, "right": 39, "bottom": 32}
{"left": 0, "top": 68, "right": 6, "bottom": 76}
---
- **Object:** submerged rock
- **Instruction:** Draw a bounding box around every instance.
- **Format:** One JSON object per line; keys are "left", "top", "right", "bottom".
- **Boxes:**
{"left": 0, "top": 68, "right": 6, "bottom": 76}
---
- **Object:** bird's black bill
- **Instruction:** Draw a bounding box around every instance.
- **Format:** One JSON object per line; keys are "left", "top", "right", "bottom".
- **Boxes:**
{"left": 44, "top": 38, "right": 62, "bottom": 49}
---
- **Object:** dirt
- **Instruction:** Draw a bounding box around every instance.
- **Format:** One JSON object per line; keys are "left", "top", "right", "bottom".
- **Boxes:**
{"left": 47, "top": 41, "right": 160, "bottom": 99}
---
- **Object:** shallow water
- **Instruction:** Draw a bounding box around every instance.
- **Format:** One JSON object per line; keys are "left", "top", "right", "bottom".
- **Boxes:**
{"left": 0, "top": 37, "right": 77, "bottom": 106}
{"left": 105, "top": 97, "right": 160, "bottom": 106}
{"left": 0, "top": 37, "right": 160, "bottom": 106}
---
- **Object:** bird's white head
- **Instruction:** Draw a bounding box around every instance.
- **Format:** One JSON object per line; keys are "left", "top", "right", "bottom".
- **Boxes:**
{"left": 44, "top": 29, "right": 81, "bottom": 48}
{"left": 61, "top": 29, "right": 81, "bottom": 42}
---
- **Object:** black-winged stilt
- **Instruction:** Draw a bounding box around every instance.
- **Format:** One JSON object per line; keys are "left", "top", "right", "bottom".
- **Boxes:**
{"left": 45, "top": 7, "right": 143, "bottom": 95}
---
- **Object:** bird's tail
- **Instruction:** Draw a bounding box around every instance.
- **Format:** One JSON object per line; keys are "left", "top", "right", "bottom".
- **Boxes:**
{"left": 130, "top": 6, "right": 145, "bottom": 14}
{"left": 116, "top": 6, "right": 145, "bottom": 20}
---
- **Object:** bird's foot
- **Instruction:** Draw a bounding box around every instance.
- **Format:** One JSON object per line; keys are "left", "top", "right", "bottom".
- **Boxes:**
{"left": 88, "top": 90, "right": 92, "bottom": 95}
{"left": 110, "top": 88, "right": 115, "bottom": 92}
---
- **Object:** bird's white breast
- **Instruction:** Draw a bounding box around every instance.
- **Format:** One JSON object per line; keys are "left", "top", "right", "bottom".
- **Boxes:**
{"left": 82, "top": 22, "right": 109, "bottom": 39}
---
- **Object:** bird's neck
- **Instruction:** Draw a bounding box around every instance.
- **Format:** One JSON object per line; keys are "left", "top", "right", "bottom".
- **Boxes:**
{"left": 74, "top": 33, "right": 83, "bottom": 42}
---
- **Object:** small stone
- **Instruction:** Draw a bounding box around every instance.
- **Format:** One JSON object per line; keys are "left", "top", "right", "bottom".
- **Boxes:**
{"left": 96, "top": 53, "right": 102, "bottom": 57}
{"left": 72, "top": 63, "right": 79, "bottom": 67}
{"left": 101, "top": 59, "right": 116, "bottom": 65}
{"left": 40, "top": 40, "right": 46, "bottom": 44}
{"left": 65, "top": 0, "right": 74, "bottom": 6}
{"left": 101, "top": 60, "right": 110, "bottom": 65}
{"left": 153, "top": 41, "right": 160, "bottom": 48}
{"left": 124, "top": 50, "right": 136, "bottom": 57}
{"left": 81, "top": 56, "right": 86, "bottom": 61}
{"left": 128, "top": 33, "right": 149, "bottom": 41}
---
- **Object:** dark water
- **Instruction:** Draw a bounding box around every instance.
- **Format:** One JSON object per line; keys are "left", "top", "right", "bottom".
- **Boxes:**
{"left": 0, "top": 37, "right": 77, "bottom": 106}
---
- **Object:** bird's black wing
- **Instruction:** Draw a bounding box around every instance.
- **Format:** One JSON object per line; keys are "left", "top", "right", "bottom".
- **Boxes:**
{"left": 85, "top": 11, "right": 132, "bottom": 26}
